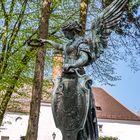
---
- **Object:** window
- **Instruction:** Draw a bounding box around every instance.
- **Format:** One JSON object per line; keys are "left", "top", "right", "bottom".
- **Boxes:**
{"left": 20, "top": 136, "right": 25, "bottom": 140}
{"left": 96, "top": 106, "right": 102, "bottom": 111}
{"left": 15, "top": 117, "right": 22, "bottom": 122}
{"left": 1, "top": 136, "right": 9, "bottom": 140}
{"left": 98, "top": 124, "right": 103, "bottom": 132}
{"left": 52, "top": 132, "right": 56, "bottom": 140}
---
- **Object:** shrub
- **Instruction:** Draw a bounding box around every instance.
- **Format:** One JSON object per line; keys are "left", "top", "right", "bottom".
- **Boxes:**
{"left": 99, "top": 136, "right": 119, "bottom": 140}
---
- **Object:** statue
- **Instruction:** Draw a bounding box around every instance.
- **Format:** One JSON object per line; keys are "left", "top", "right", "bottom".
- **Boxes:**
{"left": 28, "top": 0, "right": 128, "bottom": 139}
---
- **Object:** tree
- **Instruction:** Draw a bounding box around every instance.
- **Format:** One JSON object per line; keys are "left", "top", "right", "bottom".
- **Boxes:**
{"left": 99, "top": 136, "right": 119, "bottom": 140}
{"left": 86, "top": 0, "right": 140, "bottom": 85}
{"left": 0, "top": 0, "right": 81, "bottom": 126}
{"left": 25, "top": 0, "right": 87, "bottom": 139}
{"left": 0, "top": 0, "right": 40, "bottom": 125}
{"left": 25, "top": 0, "right": 51, "bottom": 139}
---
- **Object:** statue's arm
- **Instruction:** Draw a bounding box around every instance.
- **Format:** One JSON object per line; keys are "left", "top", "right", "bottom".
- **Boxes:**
{"left": 63, "top": 51, "right": 88, "bottom": 70}
{"left": 40, "top": 39, "right": 63, "bottom": 50}
{"left": 72, "top": 51, "right": 88, "bottom": 68}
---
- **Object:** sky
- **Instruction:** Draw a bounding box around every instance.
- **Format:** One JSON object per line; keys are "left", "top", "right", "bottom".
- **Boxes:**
{"left": 98, "top": 6, "right": 140, "bottom": 114}
{"left": 100, "top": 60, "right": 140, "bottom": 113}
{"left": 85, "top": 0, "right": 140, "bottom": 114}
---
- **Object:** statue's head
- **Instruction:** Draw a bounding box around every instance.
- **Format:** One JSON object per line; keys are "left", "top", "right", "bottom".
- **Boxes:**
{"left": 62, "top": 21, "right": 82, "bottom": 39}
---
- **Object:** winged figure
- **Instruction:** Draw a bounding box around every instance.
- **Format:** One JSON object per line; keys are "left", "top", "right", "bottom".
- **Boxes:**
{"left": 28, "top": 0, "right": 128, "bottom": 140}
{"left": 90, "top": 0, "right": 128, "bottom": 61}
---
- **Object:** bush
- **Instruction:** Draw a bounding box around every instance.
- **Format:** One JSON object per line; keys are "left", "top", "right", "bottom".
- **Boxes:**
{"left": 99, "top": 136, "right": 119, "bottom": 140}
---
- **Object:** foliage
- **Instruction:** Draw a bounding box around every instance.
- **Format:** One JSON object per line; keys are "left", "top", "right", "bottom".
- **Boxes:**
{"left": 0, "top": 0, "right": 84, "bottom": 125}
{"left": 86, "top": 0, "right": 140, "bottom": 85}
{"left": 1, "top": 0, "right": 139, "bottom": 89}
{"left": 48, "top": 0, "right": 140, "bottom": 85}
{"left": 99, "top": 136, "right": 119, "bottom": 140}
{"left": 0, "top": 0, "right": 40, "bottom": 90}
{"left": 0, "top": 0, "right": 80, "bottom": 91}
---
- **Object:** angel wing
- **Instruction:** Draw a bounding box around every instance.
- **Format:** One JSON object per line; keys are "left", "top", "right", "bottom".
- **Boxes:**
{"left": 91, "top": 0, "right": 128, "bottom": 60}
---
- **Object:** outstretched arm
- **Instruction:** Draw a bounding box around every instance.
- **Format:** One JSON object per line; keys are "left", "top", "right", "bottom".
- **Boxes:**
{"left": 40, "top": 39, "right": 63, "bottom": 50}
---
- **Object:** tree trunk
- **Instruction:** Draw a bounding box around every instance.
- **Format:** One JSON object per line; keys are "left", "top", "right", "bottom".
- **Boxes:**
{"left": 25, "top": 0, "right": 51, "bottom": 140}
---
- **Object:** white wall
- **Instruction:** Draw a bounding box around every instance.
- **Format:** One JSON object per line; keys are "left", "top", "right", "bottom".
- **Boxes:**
{"left": 37, "top": 103, "right": 62, "bottom": 140}
{"left": 0, "top": 113, "right": 28, "bottom": 140}
{"left": 1, "top": 104, "right": 140, "bottom": 140}
{"left": 98, "top": 119, "right": 140, "bottom": 140}
{"left": 0, "top": 103, "right": 62, "bottom": 140}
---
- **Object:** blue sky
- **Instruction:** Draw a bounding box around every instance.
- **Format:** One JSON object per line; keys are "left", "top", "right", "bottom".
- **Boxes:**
{"left": 100, "top": 6, "right": 140, "bottom": 114}
{"left": 86, "top": 1, "right": 140, "bottom": 114}
{"left": 101, "top": 61, "right": 140, "bottom": 113}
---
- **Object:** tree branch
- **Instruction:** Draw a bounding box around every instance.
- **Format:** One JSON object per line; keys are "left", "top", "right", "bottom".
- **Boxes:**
{"left": 7, "top": 0, "right": 28, "bottom": 51}
{"left": 0, "top": 0, "right": 8, "bottom": 18}
{"left": 0, "top": 0, "right": 28, "bottom": 78}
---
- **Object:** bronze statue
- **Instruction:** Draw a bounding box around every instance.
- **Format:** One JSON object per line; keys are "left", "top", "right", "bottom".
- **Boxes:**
{"left": 28, "top": 0, "right": 128, "bottom": 139}
{"left": 46, "top": 22, "right": 99, "bottom": 140}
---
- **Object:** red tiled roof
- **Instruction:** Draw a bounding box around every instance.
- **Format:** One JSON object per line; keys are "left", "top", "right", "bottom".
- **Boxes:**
{"left": 93, "top": 87, "right": 140, "bottom": 121}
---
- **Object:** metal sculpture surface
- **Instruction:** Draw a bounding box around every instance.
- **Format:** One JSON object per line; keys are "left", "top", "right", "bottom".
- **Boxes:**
{"left": 28, "top": 0, "right": 128, "bottom": 139}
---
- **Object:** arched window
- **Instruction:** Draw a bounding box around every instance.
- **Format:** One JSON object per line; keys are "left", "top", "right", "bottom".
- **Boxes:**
{"left": 15, "top": 117, "right": 22, "bottom": 122}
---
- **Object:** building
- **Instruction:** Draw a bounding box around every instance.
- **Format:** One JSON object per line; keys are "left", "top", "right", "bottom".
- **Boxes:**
{"left": 0, "top": 87, "right": 140, "bottom": 140}
{"left": 93, "top": 87, "right": 140, "bottom": 140}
